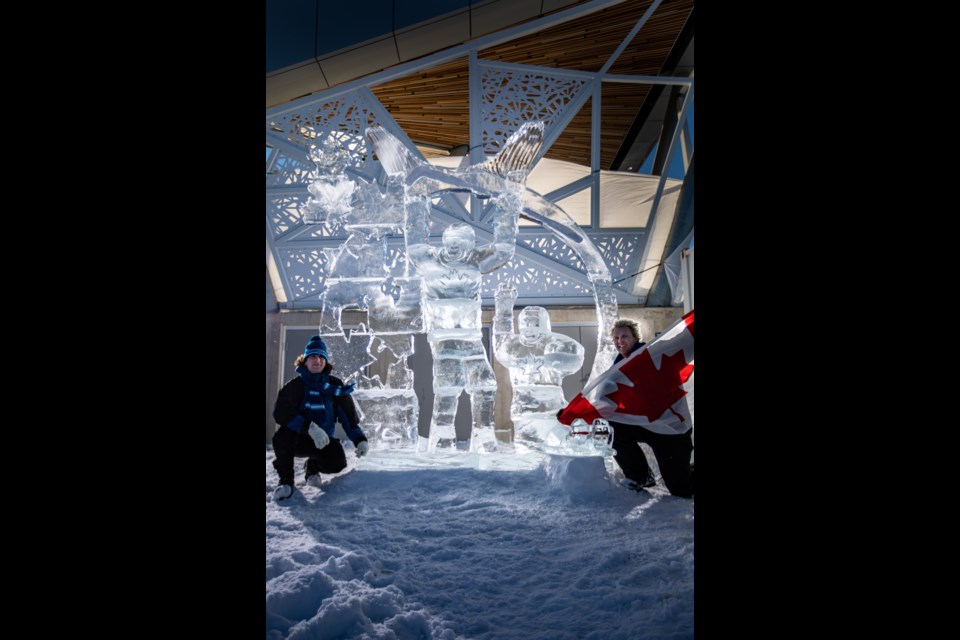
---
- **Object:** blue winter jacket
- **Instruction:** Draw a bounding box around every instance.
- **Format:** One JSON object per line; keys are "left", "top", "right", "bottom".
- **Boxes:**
{"left": 272, "top": 365, "right": 367, "bottom": 445}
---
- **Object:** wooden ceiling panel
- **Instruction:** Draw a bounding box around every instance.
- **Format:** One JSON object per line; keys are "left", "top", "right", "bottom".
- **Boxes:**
{"left": 369, "top": 0, "right": 692, "bottom": 168}
{"left": 479, "top": 0, "right": 660, "bottom": 72}
{"left": 371, "top": 58, "right": 471, "bottom": 152}
{"left": 546, "top": 97, "right": 593, "bottom": 167}
{"left": 599, "top": 82, "right": 652, "bottom": 168}
{"left": 607, "top": 0, "right": 694, "bottom": 76}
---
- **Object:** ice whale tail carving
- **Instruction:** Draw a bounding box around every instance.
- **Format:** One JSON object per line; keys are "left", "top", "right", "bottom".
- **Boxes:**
{"left": 366, "top": 126, "right": 426, "bottom": 177}
{"left": 366, "top": 121, "right": 544, "bottom": 179}
{"left": 473, "top": 121, "right": 545, "bottom": 177}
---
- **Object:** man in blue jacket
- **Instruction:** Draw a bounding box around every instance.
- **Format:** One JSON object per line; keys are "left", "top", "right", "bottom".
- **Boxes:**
{"left": 271, "top": 335, "right": 369, "bottom": 500}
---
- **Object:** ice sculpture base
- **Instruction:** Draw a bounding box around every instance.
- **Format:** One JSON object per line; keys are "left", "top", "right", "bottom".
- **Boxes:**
{"left": 543, "top": 454, "right": 611, "bottom": 500}
{"left": 515, "top": 415, "right": 614, "bottom": 458}
{"left": 353, "top": 389, "right": 419, "bottom": 449}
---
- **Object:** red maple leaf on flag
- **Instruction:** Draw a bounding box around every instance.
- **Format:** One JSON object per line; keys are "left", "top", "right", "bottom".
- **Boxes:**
{"left": 606, "top": 349, "right": 694, "bottom": 421}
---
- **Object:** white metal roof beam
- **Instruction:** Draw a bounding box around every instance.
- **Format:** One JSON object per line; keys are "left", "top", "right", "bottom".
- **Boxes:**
{"left": 473, "top": 60, "right": 693, "bottom": 87}
{"left": 600, "top": 74, "right": 692, "bottom": 86}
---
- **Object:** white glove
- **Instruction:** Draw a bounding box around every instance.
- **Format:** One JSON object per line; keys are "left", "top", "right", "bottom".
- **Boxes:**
{"left": 308, "top": 424, "right": 330, "bottom": 449}
{"left": 355, "top": 441, "right": 369, "bottom": 457}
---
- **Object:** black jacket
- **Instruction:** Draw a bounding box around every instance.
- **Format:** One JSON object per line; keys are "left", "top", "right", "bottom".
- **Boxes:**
{"left": 273, "top": 366, "right": 367, "bottom": 445}
{"left": 613, "top": 340, "right": 646, "bottom": 365}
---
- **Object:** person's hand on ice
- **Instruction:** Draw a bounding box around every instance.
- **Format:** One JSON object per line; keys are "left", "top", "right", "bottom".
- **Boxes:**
{"left": 355, "top": 441, "right": 369, "bottom": 457}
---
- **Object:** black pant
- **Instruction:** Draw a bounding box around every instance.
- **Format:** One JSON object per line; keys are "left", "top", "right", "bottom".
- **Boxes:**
{"left": 272, "top": 427, "right": 347, "bottom": 487}
{"left": 611, "top": 424, "right": 694, "bottom": 498}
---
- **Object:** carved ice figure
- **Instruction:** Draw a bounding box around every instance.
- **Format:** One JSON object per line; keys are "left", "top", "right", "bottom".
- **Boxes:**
{"left": 366, "top": 123, "right": 545, "bottom": 453}
{"left": 303, "top": 133, "right": 421, "bottom": 449}
{"left": 493, "top": 283, "right": 584, "bottom": 447}
{"left": 299, "top": 121, "right": 625, "bottom": 455}
{"left": 366, "top": 120, "right": 619, "bottom": 389}
{"left": 301, "top": 134, "right": 359, "bottom": 225}
{"left": 406, "top": 201, "right": 520, "bottom": 453}
{"left": 352, "top": 335, "right": 419, "bottom": 448}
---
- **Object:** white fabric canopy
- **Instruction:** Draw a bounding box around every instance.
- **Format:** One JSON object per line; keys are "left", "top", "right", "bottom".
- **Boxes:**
{"left": 429, "top": 157, "right": 682, "bottom": 229}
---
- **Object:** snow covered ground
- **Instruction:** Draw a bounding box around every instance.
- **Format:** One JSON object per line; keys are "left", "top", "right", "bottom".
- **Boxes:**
{"left": 266, "top": 443, "right": 694, "bottom": 639}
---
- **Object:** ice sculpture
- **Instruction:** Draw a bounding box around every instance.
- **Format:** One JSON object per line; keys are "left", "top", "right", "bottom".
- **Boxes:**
{"left": 315, "top": 333, "right": 377, "bottom": 386}
{"left": 366, "top": 121, "right": 619, "bottom": 387}
{"left": 366, "top": 123, "right": 544, "bottom": 452}
{"left": 317, "top": 332, "right": 419, "bottom": 448}
{"left": 365, "top": 120, "right": 625, "bottom": 454}
{"left": 297, "top": 120, "right": 623, "bottom": 456}
{"left": 354, "top": 334, "right": 419, "bottom": 446}
{"left": 303, "top": 134, "right": 420, "bottom": 449}
{"left": 563, "top": 417, "right": 616, "bottom": 456}
{"left": 493, "top": 283, "right": 584, "bottom": 447}
{"left": 301, "top": 134, "right": 358, "bottom": 226}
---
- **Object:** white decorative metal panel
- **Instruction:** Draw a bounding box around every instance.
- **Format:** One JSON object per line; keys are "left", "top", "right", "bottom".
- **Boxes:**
{"left": 591, "top": 234, "right": 643, "bottom": 281}
{"left": 270, "top": 193, "right": 636, "bottom": 301}
{"left": 482, "top": 259, "right": 593, "bottom": 297}
{"left": 267, "top": 196, "right": 306, "bottom": 239}
{"left": 300, "top": 223, "right": 343, "bottom": 239}
{"left": 277, "top": 248, "right": 330, "bottom": 301}
{"left": 267, "top": 195, "right": 346, "bottom": 240}
{"left": 479, "top": 68, "right": 587, "bottom": 155}
{"left": 266, "top": 94, "right": 379, "bottom": 162}
{"left": 517, "top": 236, "right": 586, "bottom": 271}
{"left": 266, "top": 150, "right": 313, "bottom": 186}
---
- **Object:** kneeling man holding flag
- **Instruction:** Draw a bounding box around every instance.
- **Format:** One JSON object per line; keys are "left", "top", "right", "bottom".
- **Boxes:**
{"left": 558, "top": 310, "right": 694, "bottom": 497}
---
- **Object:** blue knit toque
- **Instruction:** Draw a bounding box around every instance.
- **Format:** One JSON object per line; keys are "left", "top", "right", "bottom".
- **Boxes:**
{"left": 304, "top": 335, "right": 329, "bottom": 360}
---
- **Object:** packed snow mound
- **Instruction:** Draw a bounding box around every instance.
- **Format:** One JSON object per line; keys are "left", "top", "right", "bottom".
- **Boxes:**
{"left": 266, "top": 445, "right": 694, "bottom": 639}
{"left": 542, "top": 453, "right": 613, "bottom": 503}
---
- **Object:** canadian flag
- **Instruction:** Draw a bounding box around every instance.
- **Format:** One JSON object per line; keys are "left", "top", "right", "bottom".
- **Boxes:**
{"left": 558, "top": 310, "right": 694, "bottom": 435}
